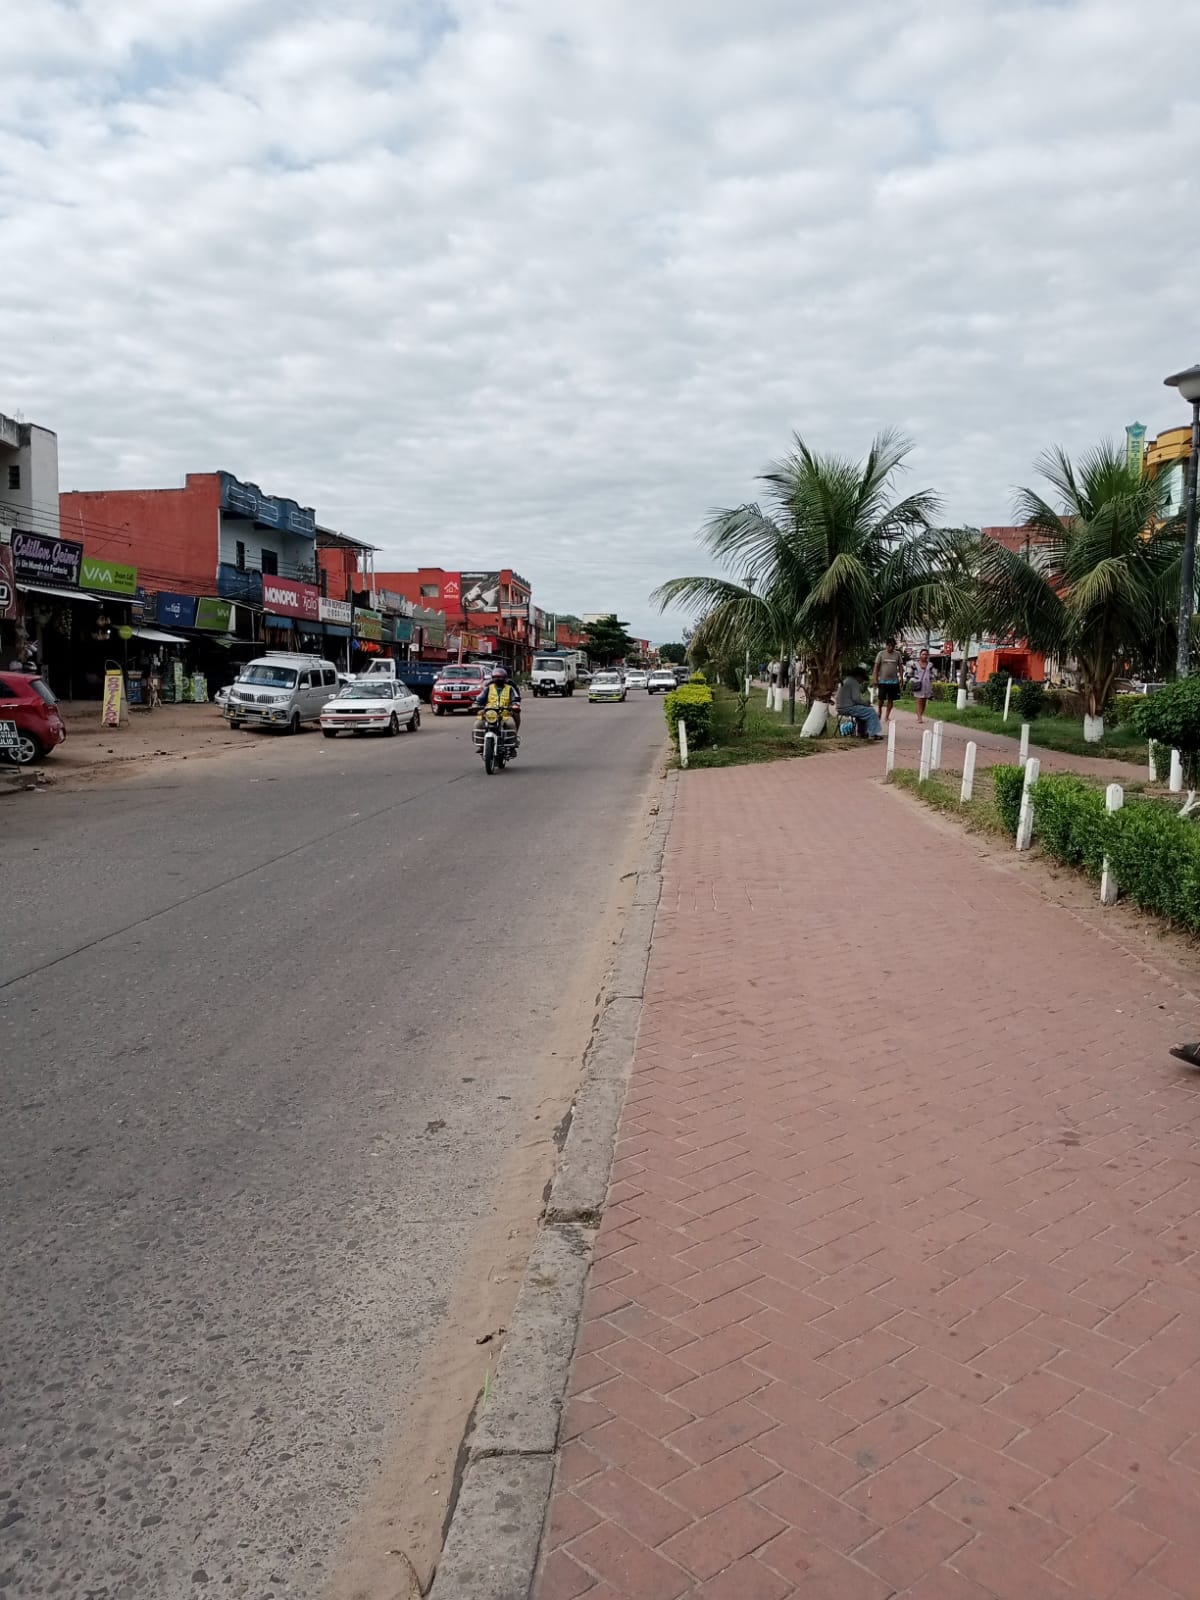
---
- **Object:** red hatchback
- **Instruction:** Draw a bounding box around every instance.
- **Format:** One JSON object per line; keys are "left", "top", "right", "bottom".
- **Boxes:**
{"left": 0, "top": 672, "right": 66, "bottom": 765}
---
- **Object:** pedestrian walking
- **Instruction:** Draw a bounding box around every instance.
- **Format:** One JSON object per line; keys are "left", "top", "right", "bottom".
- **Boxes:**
{"left": 912, "top": 646, "right": 934, "bottom": 725}
{"left": 872, "top": 636, "right": 904, "bottom": 726}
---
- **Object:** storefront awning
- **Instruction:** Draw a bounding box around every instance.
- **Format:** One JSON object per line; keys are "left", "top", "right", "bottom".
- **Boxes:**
{"left": 263, "top": 614, "right": 296, "bottom": 628}
{"left": 132, "top": 626, "right": 190, "bottom": 644}
{"left": 18, "top": 583, "right": 101, "bottom": 603}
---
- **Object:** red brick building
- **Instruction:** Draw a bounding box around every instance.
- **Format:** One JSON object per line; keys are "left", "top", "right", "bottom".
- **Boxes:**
{"left": 372, "top": 566, "right": 533, "bottom": 669}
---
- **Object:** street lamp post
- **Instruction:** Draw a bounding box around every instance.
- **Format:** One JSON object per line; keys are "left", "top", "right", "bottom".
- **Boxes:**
{"left": 1164, "top": 364, "right": 1200, "bottom": 679}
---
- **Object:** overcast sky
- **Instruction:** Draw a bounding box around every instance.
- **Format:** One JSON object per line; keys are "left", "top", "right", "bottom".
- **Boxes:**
{"left": 6, "top": 0, "right": 1198, "bottom": 641}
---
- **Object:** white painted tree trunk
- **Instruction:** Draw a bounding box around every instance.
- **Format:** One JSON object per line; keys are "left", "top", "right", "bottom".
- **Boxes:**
{"left": 1169, "top": 750, "right": 1183, "bottom": 792}
{"left": 956, "top": 687, "right": 968, "bottom": 710}
{"left": 800, "top": 698, "right": 829, "bottom": 737}
{"left": 1082, "top": 714, "right": 1104, "bottom": 744}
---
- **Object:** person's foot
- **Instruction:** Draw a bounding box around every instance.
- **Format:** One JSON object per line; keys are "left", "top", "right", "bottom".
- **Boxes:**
{"left": 1169, "top": 1042, "right": 1200, "bottom": 1068}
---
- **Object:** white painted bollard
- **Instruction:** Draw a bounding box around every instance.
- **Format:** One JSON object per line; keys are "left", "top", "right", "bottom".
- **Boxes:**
{"left": 885, "top": 720, "right": 897, "bottom": 774}
{"left": 1016, "top": 756, "right": 1040, "bottom": 850}
{"left": 1170, "top": 749, "right": 1183, "bottom": 793}
{"left": 960, "top": 741, "right": 977, "bottom": 803}
{"left": 931, "top": 720, "right": 944, "bottom": 771}
{"left": 919, "top": 727, "right": 933, "bottom": 782}
{"left": 1019, "top": 722, "right": 1030, "bottom": 763}
{"left": 678, "top": 718, "right": 689, "bottom": 769}
{"left": 1003, "top": 678, "right": 1013, "bottom": 722}
{"left": 1149, "top": 741, "right": 1158, "bottom": 782}
{"left": 1100, "top": 783, "right": 1124, "bottom": 906}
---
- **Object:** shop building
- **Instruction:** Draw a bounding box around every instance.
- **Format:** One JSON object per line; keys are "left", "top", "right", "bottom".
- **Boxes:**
{"left": 372, "top": 567, "right": 534, "bottom": 671}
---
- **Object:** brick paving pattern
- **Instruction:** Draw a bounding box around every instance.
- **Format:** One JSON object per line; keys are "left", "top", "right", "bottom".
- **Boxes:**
{"left": 533, "top": 753, "right": 1200, "bottom": 1599}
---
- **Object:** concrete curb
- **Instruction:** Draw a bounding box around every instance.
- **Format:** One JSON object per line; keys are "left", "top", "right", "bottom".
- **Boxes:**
{"left": 429, "top": 772, "right": 677, "bottom": 1600}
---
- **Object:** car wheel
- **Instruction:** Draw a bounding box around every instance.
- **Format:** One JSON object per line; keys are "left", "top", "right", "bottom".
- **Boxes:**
{"left": 229, "top": 719, "right": 244, "bottom": 729}
{"left": 322, "top": 729, "right": 337, "bottom": 739}
{"left": 387, "top": 712, "right": 399, "bottom": 736}
{"left": 5, "top": 730, "right": 43, "bottom": 766}
{"left": 288, "top": 712, "right": 301, "bottom": 735}
{"left": 434, "top": 704, "right": 444, "bottom": 716}
{"left": 408, "top": 708, "right": 420, "bottom": 731}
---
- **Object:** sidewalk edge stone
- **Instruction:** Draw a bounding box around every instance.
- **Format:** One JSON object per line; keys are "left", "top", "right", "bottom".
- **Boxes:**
{"left": 428, "top": 772, "right": 676, "bottom": 1600}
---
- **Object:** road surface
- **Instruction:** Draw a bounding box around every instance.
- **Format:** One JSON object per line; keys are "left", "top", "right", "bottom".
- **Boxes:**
{"left": 0, "top": 691, "right": 666, "bottom": 1598}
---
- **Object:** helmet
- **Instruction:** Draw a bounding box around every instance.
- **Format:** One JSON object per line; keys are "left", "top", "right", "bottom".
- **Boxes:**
{"left": 491, "top": 665, "right": 509, "bottom": 681}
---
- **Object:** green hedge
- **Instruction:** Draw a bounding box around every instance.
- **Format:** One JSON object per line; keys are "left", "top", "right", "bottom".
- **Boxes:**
{"left": 665, "top": 682, "right": 714, "bottom": 749}
{"left": 1022, "top": 773, "right": 1200, "bottom": 934}
{"left": 992, "top": 764, "right": 1025, "bottom": 835}
{"left": 1030, "top": 775, "right": 1108, "bottom": 875}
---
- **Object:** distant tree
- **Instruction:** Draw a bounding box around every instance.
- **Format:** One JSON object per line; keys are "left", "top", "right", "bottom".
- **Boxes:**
{"left": 583, "top": 614, "right": 637, "bottom": 665}
{"left": 657, "top": 642, "right": 687, "bottom": 664}
{"left": 557, "top": 613, "right": 583, "bottom": 632}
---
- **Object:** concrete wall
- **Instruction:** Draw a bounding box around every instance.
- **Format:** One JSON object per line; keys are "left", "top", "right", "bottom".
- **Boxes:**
{"left": 217, "top": 515, "right": 315, "bottom": 583}
{"left": 59, "top": 475, "right": 222, "bottom": 593}
{"left": 0, "top": 421, "right": 60, "bottom": 541}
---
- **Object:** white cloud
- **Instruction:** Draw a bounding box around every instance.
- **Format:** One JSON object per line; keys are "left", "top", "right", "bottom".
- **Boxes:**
{"left": 5, "top": 0, "right": 1198, "bottom": 639}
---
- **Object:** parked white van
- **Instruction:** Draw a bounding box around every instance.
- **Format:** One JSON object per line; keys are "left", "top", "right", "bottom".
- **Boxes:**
{"left": 225, "top": 653, "right": 340, "bottom": 733}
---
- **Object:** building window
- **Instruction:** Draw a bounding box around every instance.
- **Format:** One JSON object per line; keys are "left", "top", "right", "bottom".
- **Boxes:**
{"left": 420, "top": 584, "right": 439, "bottom": 598}
{"left": 261, "top": 549, "right": 279, "bottom": 576}
{"left": 235, "top": 540, "right": 246, "bottom": 572}
{"left": 7, "top": 465, "right": 19, "bottom": 491}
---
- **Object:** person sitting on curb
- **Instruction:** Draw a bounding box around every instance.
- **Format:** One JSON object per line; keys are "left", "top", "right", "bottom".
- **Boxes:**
{"left": 835, "top": 666, "right": 883, "bottom": 739}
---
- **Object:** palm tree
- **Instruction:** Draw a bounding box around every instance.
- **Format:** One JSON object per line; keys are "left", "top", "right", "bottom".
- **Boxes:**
{"left": 884, "top": 527, "right": 990, "bottom": 708}
{"left": 653, "top": 429, "right": 940, "bottom": 730}
{"left": 984, "top": 443, "right": 1182, "bottom": 740}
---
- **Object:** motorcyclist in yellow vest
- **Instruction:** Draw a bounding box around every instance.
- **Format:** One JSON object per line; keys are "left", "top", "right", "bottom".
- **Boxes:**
{"left": 472, "top": 665, "right": 522, "bottom": 730}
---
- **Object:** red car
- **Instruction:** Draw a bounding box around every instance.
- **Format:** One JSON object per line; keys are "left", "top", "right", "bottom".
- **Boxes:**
{"left": 0, "top": 672, "right": 67, "bottom": 765}
{"left": 431, "top": 663, "right": 491, "bottom": 715}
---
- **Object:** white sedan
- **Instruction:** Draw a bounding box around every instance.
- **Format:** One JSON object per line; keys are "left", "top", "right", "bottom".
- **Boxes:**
{"left": 320, "top": 679, "right": 421, "bottom": 738}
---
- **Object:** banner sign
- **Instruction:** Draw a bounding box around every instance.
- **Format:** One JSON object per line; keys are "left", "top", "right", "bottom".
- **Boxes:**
{"left": 101, "top": 669, "right": 124, "bottom": 727}
{"left": 392, "top": 617, "right": 413, "bottom": 642}
{"left": 319, "top": 597, "right": 352, "bottom": 625}
{"left": 12, "top": 530, "right": 83, "bottom": 588}
{"left": 261, "top": 576, "right": 320, "bottom": 619}
{"left": 353, "top": 608, "right": 382, "bottom": 641}
{"left": 217, "top": 564, "right": 263, "bottom": 603}
{"left": 0, "top": 546, "right": 15, "bottom": 621}
{"left": 377, "top": 589, "right": 411, "bottom": 616}
{"left": 81, "top": 556, "right": 138, "bottom": 596}
{"left": 461, "top": 571, "right": 501, "bottom": 610}
{"left": 441, "top": 572, "right": 461, "bottom": 607}
{"left": 156, "top": 591, "right": 197, "bottom": 628}
{"left": 194, "top": 597, "right": 234, "bottom": 631}
{"left": 219, "top": 472, "right": 316, "bottom": 536}
{"left": 414, "top": 605, "right": 445, "bottom": 646}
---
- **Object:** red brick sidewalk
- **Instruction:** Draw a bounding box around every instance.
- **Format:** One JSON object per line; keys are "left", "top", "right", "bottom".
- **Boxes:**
{"left": 533, "top": 754, "right": 1200, "bottom": 1599}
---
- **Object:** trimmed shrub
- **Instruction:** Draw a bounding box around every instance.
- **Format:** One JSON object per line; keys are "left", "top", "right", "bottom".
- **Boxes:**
{"left": 688, "top": 670, "right": 708, "bottom": 685}
{"left": 1016, "top": 680, "right": 1047, "bottom": 721}
{"left": 1105, "top": 801, "right": 1200, "bottom": 933}
{"left": 1131, "top": 676, "right": 1200, "bottom": 788}
{"left": 1111, "top": 693, "right": 1145, "bottom": 727}
{"left": 665, "top": 682, "right": 714, "bottom": 749}
{"left": 992, "top": 764, "right": 1025, "bottom": 835}
{"left": 1029, "top": 775, "right": 1108, "bottom": 875}
{"left": 978, "top": 671, "right": 1012, "bottom": 712}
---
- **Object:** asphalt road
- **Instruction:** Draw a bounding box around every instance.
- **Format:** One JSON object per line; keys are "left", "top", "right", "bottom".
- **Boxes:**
{"left": 0, "top": 691, "right": 667, "bottom": 1598}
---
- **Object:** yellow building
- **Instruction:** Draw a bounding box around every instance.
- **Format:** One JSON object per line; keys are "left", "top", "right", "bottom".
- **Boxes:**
{"left": 1139, "top": 421, "right": 1190, "bottom": 517}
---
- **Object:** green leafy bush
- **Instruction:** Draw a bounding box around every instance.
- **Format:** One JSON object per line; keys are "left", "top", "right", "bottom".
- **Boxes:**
{"left": 1029, "top": 776, "right": 1108, "bottom": 875}
{"left": 1111, "top": 693, "right": 1145, "bottom": 727}
{"left": 1105, "top": 802, "right": 1200, "bottom": 933}
{"left": 1016, "top": 680, "right": 1047, "bottom": 721}
{"left": 1131, "top": 677, "right": 1200, "bottom": 787}
{"left": 978, "top": 672, "right": 1012, "bottom": 712}
{"left": 665, "top": 682, "right": 714, "bottom": 750}
{"left": 992, "top": 764, "right": 1025, "bottom": 835}
{"left": 688, "top": 670, "right": 708, "bottom": 684}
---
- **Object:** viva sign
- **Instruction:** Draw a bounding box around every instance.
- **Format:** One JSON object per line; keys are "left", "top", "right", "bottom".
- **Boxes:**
{"left": 81, "top": 556, "right": 138, "bottom": 596}
{"left": 262, "top": 577, "right": 320, "bottom": 619}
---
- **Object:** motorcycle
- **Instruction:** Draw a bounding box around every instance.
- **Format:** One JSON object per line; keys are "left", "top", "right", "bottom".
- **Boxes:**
{"left": 473, "top": 706, "right": 520, "bottom": 773}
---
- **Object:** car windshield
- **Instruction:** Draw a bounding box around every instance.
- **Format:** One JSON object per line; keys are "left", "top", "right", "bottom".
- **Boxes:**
{"left": 595, "top": 673, "right": 620, "bottom": 685}
{"left": 341, "top": 682, "right": 392, "bottom": 699}
{"left": 440, "top": 666, "right": 483, "bottom": 680}
{"left": 241, "top": 665, "right": 297, "bottom": 688}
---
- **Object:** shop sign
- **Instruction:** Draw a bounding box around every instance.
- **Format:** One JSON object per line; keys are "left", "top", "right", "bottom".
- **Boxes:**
{"left": 12, "top": 530, "right": 83, "bottom": 588}
{"left": 101, "top": 669, "right": 124, "bottom": 727}
{"left": 0, "top": 546, "right": 15, "bottom": 621}
{"left": 319, "top": 597, "right": 352, "bottom": 625}
{"left": 156, "top": 591, "right": 198, "bottom": 628}
{"left": 81, "top": 556, "right": 138, "bottom": 596}
{"left": 217, "top": 564, "right": 263, "bottom": 604}
{"left": 261, "top": 576, "right": 320, "bottom": 620}
{"left": 392, "top": 617, "right": 413, "bottom": 643}
{"left": 353, "top": 608, "right": 382, "bottom": 641}
{"left": 378, "top": 589, "right": 411, "bottom": 615}
{"left": 442, "top": 572, "right": 462, "bottom": 606}
{"left": 218, "top": 471, "right": 316, "bottom": 536}
{"left": 194, "top": 597, "right": 234, "bottom": 631}
{"left": 461, "top": 571, "right": 502, "bottom": 610}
